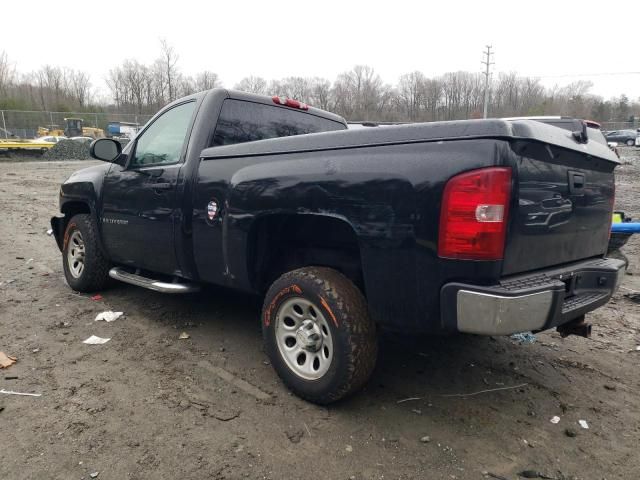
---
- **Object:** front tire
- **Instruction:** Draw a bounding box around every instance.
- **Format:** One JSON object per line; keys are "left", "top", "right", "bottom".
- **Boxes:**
{"left": 262, "top": 267, "right": 377, "bottom": 404}
{"left": 62, "top": 214, "right": 110, "bottom": 292}
{"left": 626, "top": 139, "right": 635, "bottom": 146}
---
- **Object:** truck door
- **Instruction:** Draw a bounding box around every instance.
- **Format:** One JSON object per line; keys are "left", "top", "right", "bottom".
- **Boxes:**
{"left": 101, "top": 101, "right": 196, "bottom": 275}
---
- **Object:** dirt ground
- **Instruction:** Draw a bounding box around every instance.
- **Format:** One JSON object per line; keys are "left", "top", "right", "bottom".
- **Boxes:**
{"left": 1, "top": 150, "right": 639, "bottom": 480}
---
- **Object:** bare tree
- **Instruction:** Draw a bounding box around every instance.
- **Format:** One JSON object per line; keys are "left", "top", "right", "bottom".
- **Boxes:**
{"left": 234, "top": 76, "right": 268, "bottom": 95}
{"left": 151, "top": 59, "right": 167, "bottom": 106}
{"left": 104, "top": 42, "right": 223, "bottom": 113}
{"left": 309, "top": 77, "right": 332, "bottom": 110}
{"left": 398, "top": 71, "right": 426, "bottom": 120}
{"left": 195, "top": 71, "right": 221, "bottom": 91}
{"left": 159, "top": 39, "right": 179, "bottom": 102}
{"left": 70, "top": 70, "right": 91, "bottom": 107}
{"left": 2, "top": 46, "right": 640, "bottom": 125}
{"left": 278, "top": 77, "right": 312, "bottom": 100}
{"left": 106, "top": 67, "right": 124, "bottom": 108}
{"left": 332, "top": 65, "right": 391, "bottom": 120}
{"left": 0, "top": 51, "right": 15, "bottom": 97}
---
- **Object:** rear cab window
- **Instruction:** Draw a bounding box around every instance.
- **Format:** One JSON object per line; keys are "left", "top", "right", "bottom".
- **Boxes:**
{"left": 211, "top": 99, "right": 346, "bottom": 147}
{"left": 586, "top": 126, "right": 607, "bottom": 146}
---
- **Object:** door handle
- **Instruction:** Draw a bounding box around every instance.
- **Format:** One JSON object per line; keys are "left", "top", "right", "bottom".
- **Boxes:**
{"left": 568, "top": 171, "right": 585, "bottom": 195}
{"left": 571, "top": 174, "right": 584, "bottom": 188}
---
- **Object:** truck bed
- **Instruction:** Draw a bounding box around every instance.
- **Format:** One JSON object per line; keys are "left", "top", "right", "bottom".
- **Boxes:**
{"left": 197, "top": 118, "right": 619, "bottom": 332}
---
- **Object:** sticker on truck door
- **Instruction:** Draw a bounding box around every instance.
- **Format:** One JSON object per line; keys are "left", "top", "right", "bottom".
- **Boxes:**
{"left": 207, "top": 200, "right": 219, "bottom": 221}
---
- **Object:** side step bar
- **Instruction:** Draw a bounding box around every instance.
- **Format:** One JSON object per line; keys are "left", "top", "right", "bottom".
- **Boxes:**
{"left": 109, "top": 267, "right": 200, "bottom": 294}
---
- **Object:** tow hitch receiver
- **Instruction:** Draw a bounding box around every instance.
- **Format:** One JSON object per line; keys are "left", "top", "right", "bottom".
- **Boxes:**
{"left": 557, "top": 315, "right": 592, "bottom": 338}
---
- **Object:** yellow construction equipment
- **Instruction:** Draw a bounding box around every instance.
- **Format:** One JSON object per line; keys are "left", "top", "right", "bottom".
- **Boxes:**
{"left": 37, "top": 126, "right": 65, "bottom": 137}
{"left": 38, "top": 118, "right": 105, "bottom": 139}
{"left": 63, "top": 118, "right": 105, "bottom": 138}
{"left": 0, "top": 138, "right": 56, "bottom": 152}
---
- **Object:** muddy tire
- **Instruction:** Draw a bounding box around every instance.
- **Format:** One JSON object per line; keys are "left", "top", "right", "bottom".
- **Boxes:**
{"left": 262, "top": 267, "right": 377, "bottom": 404}
{"left": 62, "top": 214, "right": 110, "bottom": 292}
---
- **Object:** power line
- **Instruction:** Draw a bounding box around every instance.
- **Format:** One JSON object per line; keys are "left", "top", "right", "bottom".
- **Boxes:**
{"left": 481, "top": 45, "right": 494, "bottom": 119}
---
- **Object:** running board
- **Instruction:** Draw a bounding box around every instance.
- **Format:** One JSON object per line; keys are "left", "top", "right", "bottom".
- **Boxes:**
{"left": 109, "top": 267, "right": 200, "bottom": 294}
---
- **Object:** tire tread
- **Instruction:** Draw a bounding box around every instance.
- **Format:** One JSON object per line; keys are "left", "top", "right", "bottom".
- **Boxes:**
{"left": 63, "top": 214, "right": 110, "bottom": 292}
{"left": 263, "top": 267, "right": 377, "bottom": 404}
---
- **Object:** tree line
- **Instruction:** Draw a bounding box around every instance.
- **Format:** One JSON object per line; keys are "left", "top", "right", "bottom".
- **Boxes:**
{"left": 0, "top": 51, "right": 94, "bottom": 111}
{"left": 1, "top": 46, "right": 638, "bottom": 124}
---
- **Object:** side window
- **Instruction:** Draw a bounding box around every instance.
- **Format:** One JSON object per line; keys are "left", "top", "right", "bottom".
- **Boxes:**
{"left": 211, "top": 99, "right": 345, "bottom": 147}
{"left": 131, "top": 101, "right": 196, "bottom": 167}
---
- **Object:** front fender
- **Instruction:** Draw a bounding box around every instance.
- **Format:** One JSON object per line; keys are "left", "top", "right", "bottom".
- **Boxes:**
{"left": 51, "top": 162, "right": 110, "bottom": 252}
{"left": 59, "top": 162, "right": 109, "bottom": 213}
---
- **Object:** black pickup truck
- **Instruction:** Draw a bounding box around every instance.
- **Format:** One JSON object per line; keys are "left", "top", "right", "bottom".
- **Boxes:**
{"left": 51, "top": 89, "right": 625, "bottom": 403}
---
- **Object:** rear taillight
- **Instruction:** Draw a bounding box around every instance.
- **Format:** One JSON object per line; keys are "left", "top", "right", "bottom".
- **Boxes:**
{"left": 438, "top": 167, "right": 512, "bottom": 260}
{"left": 272, "top": 96, "right": 309, "bottom": 110}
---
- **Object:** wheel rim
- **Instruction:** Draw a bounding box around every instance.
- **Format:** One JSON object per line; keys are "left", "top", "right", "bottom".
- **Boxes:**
{"left": 627, "top": 139, "right": 634, "bottom": 146}
{"left": 275, "top": 297, "right": 334, "bottom": 381}
{"left": 67, "top": 230, "right": 85, "bottom": 278}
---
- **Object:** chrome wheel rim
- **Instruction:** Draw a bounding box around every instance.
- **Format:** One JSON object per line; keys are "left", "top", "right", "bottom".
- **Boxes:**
{"left": 275, "top": 297, "right": 334, "bottom": 380}
{"left": 67, "top": 230, "right": 85, "bottom": 278}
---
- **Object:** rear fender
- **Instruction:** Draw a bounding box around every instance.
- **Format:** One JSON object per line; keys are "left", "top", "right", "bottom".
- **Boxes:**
{"left": 223, "top": 159, "right": 417, "bottom": 321}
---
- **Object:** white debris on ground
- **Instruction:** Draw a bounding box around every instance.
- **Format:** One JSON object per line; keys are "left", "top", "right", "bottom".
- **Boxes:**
{"left": 82, "top": 335, "right": 111, "bottom": 345}
{"left": 95, "top": 311, "right": 124, "bottom": 322}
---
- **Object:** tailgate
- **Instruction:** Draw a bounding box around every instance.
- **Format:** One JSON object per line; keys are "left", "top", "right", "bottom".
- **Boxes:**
{"left": 502, "top": 140, "right": 617, "bottom": 275}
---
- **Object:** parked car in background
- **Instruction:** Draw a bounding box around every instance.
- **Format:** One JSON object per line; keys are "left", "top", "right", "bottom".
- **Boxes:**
{"left": 35, "top": 135, "right": 66, "bottom": 143}
{"left": 604, "top": 129, "right": 638, "bottom": 146}
{"left": 70, "top": 136, "right": 94, "bottom": 144}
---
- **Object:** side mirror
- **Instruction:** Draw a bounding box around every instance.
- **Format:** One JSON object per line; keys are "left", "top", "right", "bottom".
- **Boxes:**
{"left": 90, "top": 138, "right": 122, "bottom": 162}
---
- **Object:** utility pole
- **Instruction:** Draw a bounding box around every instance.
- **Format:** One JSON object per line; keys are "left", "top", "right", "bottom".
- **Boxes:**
{"left": 481, "top": 45, "right": 494, "bottom": 119}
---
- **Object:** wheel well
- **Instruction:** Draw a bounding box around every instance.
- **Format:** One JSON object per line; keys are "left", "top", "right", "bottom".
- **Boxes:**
{"left": 248, "top": 215, "right": 364, "bottom": 294}
{"left": 61, "top": 201, "right": 91, "bottom": 229}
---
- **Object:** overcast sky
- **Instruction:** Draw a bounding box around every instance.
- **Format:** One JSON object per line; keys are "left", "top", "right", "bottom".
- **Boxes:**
{"left": 2, "top": 0, "right": 638, "bottom": 101}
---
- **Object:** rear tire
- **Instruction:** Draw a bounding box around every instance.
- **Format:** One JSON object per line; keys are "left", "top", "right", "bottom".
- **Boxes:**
{"left": 626, "top": 139, "right": 635, "bottom": 146}
{"left": 62, "top": 214, "right": 110, "bottom": 292}
{"left": 262, "top": 267, "right": 377, "bottom": 404}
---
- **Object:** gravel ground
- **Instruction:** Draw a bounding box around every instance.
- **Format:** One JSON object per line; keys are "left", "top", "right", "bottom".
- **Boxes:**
{"left": 1, "top": 152, "right": 639, "bottom": 480}
{"left": 43, "top": 140, "right": 90, "bottom": 160}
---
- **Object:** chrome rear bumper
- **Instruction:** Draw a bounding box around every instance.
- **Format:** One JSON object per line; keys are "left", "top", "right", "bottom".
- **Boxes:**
{"left": 456, "top": 289, "right": 553, "bottom": 335}
{"left": 441, "top": 257, "right": 625, "bottom": 336}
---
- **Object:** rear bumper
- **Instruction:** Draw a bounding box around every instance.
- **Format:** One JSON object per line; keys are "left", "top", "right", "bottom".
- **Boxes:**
{"left": 440, "top": 257, "right": 625, "bottom": 335}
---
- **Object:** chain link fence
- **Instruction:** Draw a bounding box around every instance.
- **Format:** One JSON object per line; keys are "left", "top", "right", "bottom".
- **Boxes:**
{"left": 601, "top": 121, "right": 639, "bottom": 132}
{"left": 0, "top": 110, "right": 154, "bottom": 139}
